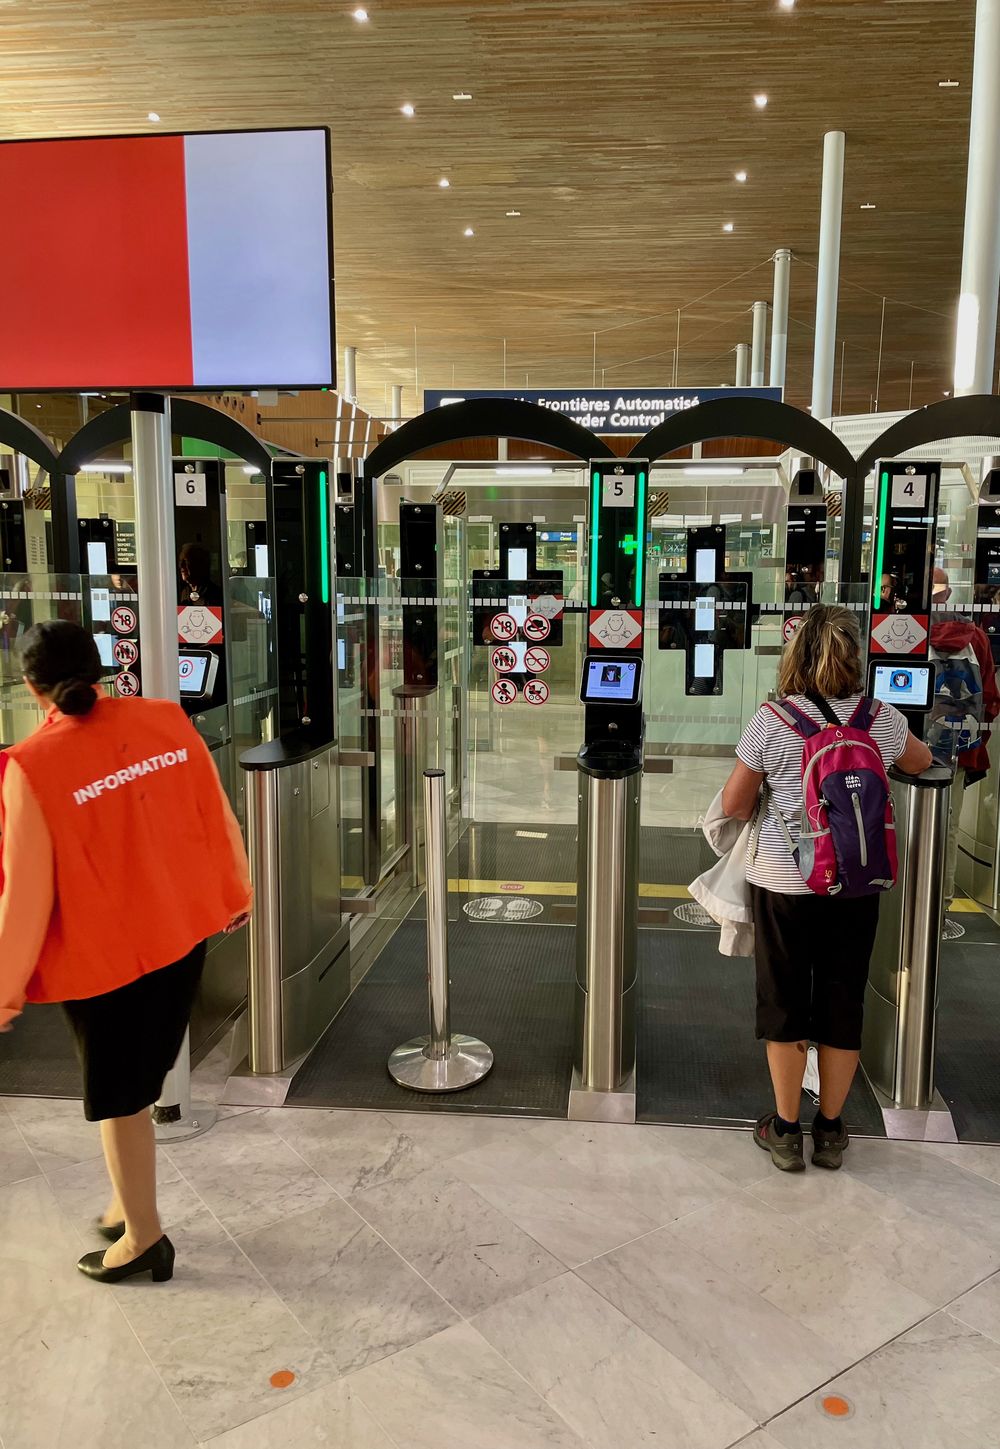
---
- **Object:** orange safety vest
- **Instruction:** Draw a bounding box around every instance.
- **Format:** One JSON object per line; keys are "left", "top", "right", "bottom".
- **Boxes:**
{"left": 1, "top": 694, "right": 250, "bottom": 1005}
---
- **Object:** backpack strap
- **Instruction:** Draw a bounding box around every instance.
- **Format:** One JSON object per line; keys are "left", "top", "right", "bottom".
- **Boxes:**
{"left": 805, "top": 692, "right": 844, "bottom": 728}
{"left": 848, "top": 696, "right": 882, "bottom": 732}
{"left": 765, "top": 698, "right": 823, "bottom": 739}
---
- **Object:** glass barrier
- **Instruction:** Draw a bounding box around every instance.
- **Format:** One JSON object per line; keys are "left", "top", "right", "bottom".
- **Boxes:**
{"left": 0, "top": 573, "right": 87, "bottom": 745}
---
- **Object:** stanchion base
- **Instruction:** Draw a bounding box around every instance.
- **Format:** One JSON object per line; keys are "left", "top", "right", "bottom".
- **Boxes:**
{"left": 568, "top": 1066, "right": 637, "bottom": 1124}
{"left": 152, "top": 1103, "right": 218, "bottom": 1143}
{"left": 388, "top": 1035, "right": 494, "bottom": 1093}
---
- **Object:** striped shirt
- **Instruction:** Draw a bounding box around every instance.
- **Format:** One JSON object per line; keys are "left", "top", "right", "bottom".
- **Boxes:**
{"left": 736, "top": 694, "right": 909, "bottom": 895}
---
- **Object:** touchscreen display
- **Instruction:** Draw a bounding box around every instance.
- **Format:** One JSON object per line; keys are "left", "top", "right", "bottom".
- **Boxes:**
{"left": 583, "top": 658, "right": 641, "bottom": 703}
{"left": 179, "top": 653, "right": 210, "bottom": 695}
{"left": 869, "top": 662, "right": 933, "bottom": 711}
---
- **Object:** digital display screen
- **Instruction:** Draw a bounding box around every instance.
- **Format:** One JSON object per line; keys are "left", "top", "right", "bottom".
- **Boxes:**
{"left": 179, "top": 653, "right": 210, "bottom": 695}
{"left": 507, "top": 548, "right": 528, "bottom": 582}
{"left": 94, "top": 633, "right": 115, "bottom": 668}
{"left": 0, "top": 129, "right": 333, "bottom": 389}
{"left": 694, "top": 643, "right": 716, "bottom": 678}
{"left": 86, "top": 541, "right": 109, "bottom": 575}
{"left": 868, "top": 662, "right": 934, "bottom": 711}
{"left": 695, "top": 597, "right": 716, "bottom": 633}
{"left": 695, "top": 549, "right": 716, "bottom": 584}
{"left": 581, "top": 657, "right": 642, "bottom": 704}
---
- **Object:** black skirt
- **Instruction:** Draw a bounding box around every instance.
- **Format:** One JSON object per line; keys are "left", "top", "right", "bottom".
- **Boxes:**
{"left": 62, "top": 941, "right": 206, "bottom": 1121}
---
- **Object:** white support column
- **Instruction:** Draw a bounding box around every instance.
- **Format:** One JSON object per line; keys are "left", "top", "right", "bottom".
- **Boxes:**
{"left": 770, "top": 248, "right": 792, "bottom": 391}
{"left": 811, "top": 131, "right": 846, "bottom": 420}
{"left": 131, "top": 394, "right": 213, "bottom": 1139}
{"left": 735, "top": 342, "right": 750, "bottom": 387}
{"left": 750, "top": 302, "right": 768, "bottom": 386}
{"left": 955, "top": 0, "right": 1000, "bottom": 396}
{"left": 390, "top": 384, "right": 403, "bottom": 428}
{"left": 343, "top": 345, "right": 358, "bottom": 404}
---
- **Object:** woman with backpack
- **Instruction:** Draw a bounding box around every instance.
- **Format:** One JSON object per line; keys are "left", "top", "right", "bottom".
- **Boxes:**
{"left": 721, "top": 606, "right": 932, "bottom": 1173}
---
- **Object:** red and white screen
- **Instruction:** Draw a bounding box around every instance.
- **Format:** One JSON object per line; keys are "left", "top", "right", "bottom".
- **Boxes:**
{"left": 0, "top": 128, "right": 333, "bottom": 390}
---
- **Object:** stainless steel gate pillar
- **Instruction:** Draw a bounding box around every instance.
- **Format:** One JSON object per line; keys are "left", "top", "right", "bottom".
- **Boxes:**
{"left": 569, "top": 755, "right": 642, "bottom": 1123}
{"left": 861, "top": 765, "right": 957, "bottom": 1138}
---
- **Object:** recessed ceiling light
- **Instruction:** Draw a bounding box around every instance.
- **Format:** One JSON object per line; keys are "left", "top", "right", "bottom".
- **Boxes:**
{"left": 754, "top": 93, "right": 769, "bottom": 109}
{"left": 464, "top": 227, "right": 475, "bottom": 237}
{"left": 506, "top": 209, "right": 521, "bottom": 217}
{"left": 779, "top": 0, "right": 795, "bottom": 9}
{"left": 453, "top": 92, "right": 473, "bottom": 101}
{"left": 723, "top": 222, "right": 734, "bottom": 233}
{"left": 439, "top": 177, "right": 451, "bottom": 188}
{"left": 860, "top": 202, "right": 877, "bottom": 210}
{"left": 401, "top": 103, "right": 415, "bottom": 117}
{"left": 147, "top": 111, "right": 160, "bottom": 122}
{"left": 352, "top": 7, "right": 369, "bottom": 20}
{"left": 944, "top": 389, "right": 952, "bottom": 396}
{"left": 939, "top": 78, "right": 960, "bottom": 87}
{"left": 735, "top": 170, "right": 748, "bottom": 183}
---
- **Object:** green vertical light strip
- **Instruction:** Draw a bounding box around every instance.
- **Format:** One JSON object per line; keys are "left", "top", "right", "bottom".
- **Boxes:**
{"left": 318, "top": 468, "right": 330, "bottom": 605}
{"left": 634, "top": 469, "right": 647, "bottom": 607}
{"left": 872, "top": 470, "right": 889, "bottom": 610}
{"left": 589, "top": 468, "right": 601, "bottom": 607}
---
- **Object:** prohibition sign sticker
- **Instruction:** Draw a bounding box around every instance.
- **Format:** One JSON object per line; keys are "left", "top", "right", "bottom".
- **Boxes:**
{"left": 491, "top": 646, "right": 518, "bottom": 674}
{"left": 113, "top": 638, "right": 139, "bottom": 668}
{"left": 523, "top": 679, "right": 550, "bottom": 705}
{"left": 490, "top": 612, "right": 517, "bottom": 642}
{"left": 492, "top": 678, "right": 517, "bottom": 705}
{"left": 782, "top": 615, "right": 804, "bottom": 643}
{"left": 523, "top": 612, "right": 551, "bottom": 642}
{"left": 525, "top": 646, "right": 550, "bottom": 673}
{"left": 114, "top": 670, "right": 140, "bottom": 697}
{"left": 112, "top": 604, "right": 137, "bottom": 635}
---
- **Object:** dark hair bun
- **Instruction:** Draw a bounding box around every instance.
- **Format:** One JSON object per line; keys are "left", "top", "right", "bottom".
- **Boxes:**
{"left": 51, "top": 678, "right": 98, "bottom": 716}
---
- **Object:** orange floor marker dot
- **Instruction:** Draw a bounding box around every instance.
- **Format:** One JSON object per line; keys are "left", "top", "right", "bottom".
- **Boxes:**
{"left": 270, "top": 1370, "right": 296, "bottom": 1390}
{"left": 821, "top": 1394, "right": 852, "bottom": 1418}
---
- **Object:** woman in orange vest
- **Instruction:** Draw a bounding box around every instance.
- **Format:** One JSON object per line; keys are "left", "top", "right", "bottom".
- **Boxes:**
{"left": 0, "top": 620, "right": 252, "bottom": 1284}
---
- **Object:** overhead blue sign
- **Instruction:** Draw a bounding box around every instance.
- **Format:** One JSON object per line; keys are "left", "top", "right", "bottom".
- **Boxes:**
{"left": 423, "top": 386, "right": 782, "bottom": 437}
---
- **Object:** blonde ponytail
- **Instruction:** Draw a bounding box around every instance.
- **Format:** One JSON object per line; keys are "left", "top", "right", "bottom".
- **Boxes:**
{"left": 777, "top": 606, "right": 862, "bottom": 700}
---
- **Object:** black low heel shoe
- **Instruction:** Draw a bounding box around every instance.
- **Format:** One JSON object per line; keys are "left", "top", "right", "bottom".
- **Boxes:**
{"left": 77, "top": 1235, "right": 175, "bottom": 1284}
{"left": 94, "top": 1218, "right": 126, "bottom": 1243}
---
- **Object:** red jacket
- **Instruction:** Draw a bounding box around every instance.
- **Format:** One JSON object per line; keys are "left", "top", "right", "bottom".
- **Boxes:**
{"left": 930, "top": 616, "right": 1000, "bottom": 776}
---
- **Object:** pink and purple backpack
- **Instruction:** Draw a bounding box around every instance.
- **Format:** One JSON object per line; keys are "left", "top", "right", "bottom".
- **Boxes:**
{"left": 764, "top": 695, "right": 898, "bottom": 898}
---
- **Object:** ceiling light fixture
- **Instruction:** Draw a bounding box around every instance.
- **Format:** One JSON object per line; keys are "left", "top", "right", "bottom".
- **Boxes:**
{"left": 147, "top": 111, "right": 160, "bottom": 122}
{"left": 84, "top": 462, "right": 133, "bottom": 474}
{"left": 860, "top": 202, "right": 877, "bottom": 210}
{"left": 754, "top": 93, "right": 769, "bottom": 109}
{"left": 723, "top": 222, "right": 734, "bottom": 232}
{"left": 496, "top": 467, "right": 554, "bottom": 477}
{"left": 439, "top": 177, "right": 451, "bottom": 188}
{"left": 464, "top": 227, "right": 474, "bottom": 236}
{"left": 939, "top": 78, "right": 960, "bottom": 87}
{"left": 735, "top": 170, "right": 748, "bottom": 183}
{"left": 682, "top": 466, "right": 746, "bottom": 477}
{"left": 779, "top": 0, "right": 796, "bottom": 9}
{"left": 453, "top": 91, "right": 473, "bottom": 101}
{"left": 352, "top": 7, "right": 369, "bottom": 20}
{"left": 400, "top": 103, "right": 415, "bottom": 117}
{"left": 506, "top": 209, "right": 521, "bottom": 217}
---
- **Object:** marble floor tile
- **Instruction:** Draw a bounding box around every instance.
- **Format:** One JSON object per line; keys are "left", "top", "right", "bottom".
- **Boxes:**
{"left": 0, "top": 1103, "right": 40, "bottom": 1188}
{"left": 3, "top": 1095, "right": 103, "bottom": 1173}
{"left": 167, "top": 1110, "right": 336, "bottom": 1238}
{"left": 644, "top": 1123, "right": 772, "bottom": 1188}
{"left": 379, "top": 1109, "right": 534, "bottom": 1160}
{"left": 578, "top": 1226, "right": 843, "bottom": 1422}
{"left": 767, "top": 1311, "right": 1000, "bottom": 1449}
{"left": 266, "top": 1107, "right": 436, "bottom": 1196}
{"left": 750, "top": 1161, "right": 1000, "bottom": 1306}
{"left": 111, "top": 1205, "right": 339, "bottom": 1441}
{"left": 950, "top": 1272, "right": 1000, "bottom": 1343}
{"left": 0, "top": 1292, "right": 196, "bottom": 1449}
{"left": 353, "top": 1321, "right": 588, "bottom": 1449}
{"left": 45, "top": 1147, "right": 205, "bottom": 1245}
{"left": 923, "top": 1139, "right": 1000, "bottom": 1187}
{"left": 204, "top": 1379, "right": 397, "bottom": 1449}
{"left": 844, "top": 1136, "right": 1000, "bottom": 1251}
{"left": 474, "top": 1271, "right": 755, "bottom": 1449}
{"left": 349, "top": 1166, "right": 566, "bottom": 1316}
{"left": 240, "top": 1196, "right": 458, "bottom": 1375}
{"left": 670, "top": 1191, "right": 935, "bottom": 1358}
{"left": 450, "top": 1134, "right": 660, "bottom": 1266}
{"left": 0, "top": 1174, "right": 92, "bottom": 1330}
{"left": 520, "top": 1119, "right": 740, "bottom": 1225}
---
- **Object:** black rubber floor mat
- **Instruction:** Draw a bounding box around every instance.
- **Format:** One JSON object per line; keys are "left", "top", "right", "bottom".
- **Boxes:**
{"left": 454, "top": 822, "right": 713, "bottom": 888}
{"left": 937, "top": 942, "right": 1000, "bottom": 1142}
{"left": 287, "top": 918, "right": 576, "bottom": 1116}
{"left": 636, "top": 932, "right": 886, "bottom": 1136}
{"left": 0, "top": 1003, "right": 81, "bottom": 1099}
{"left": 942, "top": 908, "right": 1000, "bottom": 945}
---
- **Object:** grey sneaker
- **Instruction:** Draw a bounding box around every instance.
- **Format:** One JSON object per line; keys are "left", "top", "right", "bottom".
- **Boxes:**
{"left": 811, "top": 1118, "right": 849, "bottom": 1170}
{"left": 754, "top": 1112, "right": 805, "bottom": 1172}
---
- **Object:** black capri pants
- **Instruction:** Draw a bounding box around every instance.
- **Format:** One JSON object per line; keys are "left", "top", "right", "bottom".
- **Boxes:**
{"left": 62, "top": 941, "right": 207, "bottom": 1121}
{"left": 750, "top": 887, "right": 880, "bottom": 1050}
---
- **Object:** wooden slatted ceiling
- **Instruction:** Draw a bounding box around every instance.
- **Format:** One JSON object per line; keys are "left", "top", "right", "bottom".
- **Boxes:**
{"left": 0, "top": 0, "right": 983, "bottom": 421}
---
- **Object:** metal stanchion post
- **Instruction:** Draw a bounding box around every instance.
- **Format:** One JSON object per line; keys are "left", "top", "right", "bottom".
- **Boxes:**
{"left": 388, "top": 769, "right": 493, "bottom": 1091}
